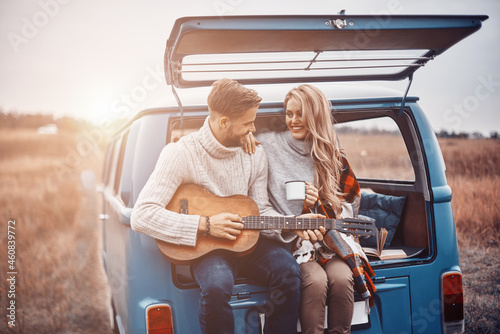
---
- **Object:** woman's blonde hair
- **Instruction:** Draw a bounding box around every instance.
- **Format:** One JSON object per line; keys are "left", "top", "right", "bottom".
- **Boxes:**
{"left": 284, "top": 84, "right": 344, "bottom": 213}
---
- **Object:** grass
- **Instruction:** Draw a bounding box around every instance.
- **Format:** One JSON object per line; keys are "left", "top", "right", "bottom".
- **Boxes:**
{"left": 459, "top": 247, "right": 500, "bottom": 333}
{"left": 0, "top": 128, "right": 110, "bottom": 334}
{"left": 0, "top": 126, "right": 498, "bottom": 333}
{"left": 337, "top": 133, "right": 500, "bottom": 249}
{"left": 439, "top": 138, "right": 500, "bottom": 250}
{"left": 337, "top": 132, "right": 415, "bottom": 181}
{"left": 440, "top": 137, "right": 500, "bottom": 333}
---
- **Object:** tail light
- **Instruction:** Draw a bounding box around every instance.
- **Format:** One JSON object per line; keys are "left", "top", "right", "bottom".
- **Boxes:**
{"left": 146, "top": 304, "right": 174, "bottom": 334}
{"left": 441, "top": 271, "right": 464, "bottom": 334}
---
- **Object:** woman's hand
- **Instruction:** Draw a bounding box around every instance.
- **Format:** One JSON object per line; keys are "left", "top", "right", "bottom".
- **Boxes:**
{"left": 293, "top": 213, "right": 327, "bottom": 243}
{"left": 305, "top": 182, "right": 319, "bottom": 209}
{"left": 242, "top": 132, "right": 260, "bottom": 155}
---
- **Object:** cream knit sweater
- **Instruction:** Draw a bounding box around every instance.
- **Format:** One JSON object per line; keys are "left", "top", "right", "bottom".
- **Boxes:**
{"left": 131, "top": 117, "right": 292, "bottom": 247}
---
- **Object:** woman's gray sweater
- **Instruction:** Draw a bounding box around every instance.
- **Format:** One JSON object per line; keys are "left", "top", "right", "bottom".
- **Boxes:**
{"left": 256, "top": 130, "right": 316, "bottom": 216}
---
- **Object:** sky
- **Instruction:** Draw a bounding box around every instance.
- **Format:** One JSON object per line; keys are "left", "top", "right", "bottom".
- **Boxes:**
{"left": 1, "top": 0, "right": 499, "bottom": 135}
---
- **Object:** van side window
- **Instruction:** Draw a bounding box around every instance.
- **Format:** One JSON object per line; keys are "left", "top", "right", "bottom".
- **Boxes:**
{"left": 335, "top": 116, "right": 415, "bottom": 181}
{"left": 102, "top": 144, "right": 114, "bottom": 186}
{"left": 106, "top": 138, "right": 122, "bottom": 189}
{"left": 114, "top": 131, "right": 129, "bottom": 196}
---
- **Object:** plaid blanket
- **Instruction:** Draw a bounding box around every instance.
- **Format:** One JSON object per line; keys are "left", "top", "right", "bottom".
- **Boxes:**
{"left": 292, "top": 155, "right": 376, "bottom": 306}
{"left": 338, "top": 155, "right": 360, "bottom": 204}
{"left": 322, "top": 230, "right": 376, "bottom": 307}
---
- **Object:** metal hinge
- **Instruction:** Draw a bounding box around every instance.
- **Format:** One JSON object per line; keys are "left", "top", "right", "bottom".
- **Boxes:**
{"left": 397, "top": 73, "right": 414, "bottom": 117}
{"left": 331, "top": 18, "right": 347, "bottom": 29}
{"left": 326, "top": 10, "right": 349, "bottom": 29}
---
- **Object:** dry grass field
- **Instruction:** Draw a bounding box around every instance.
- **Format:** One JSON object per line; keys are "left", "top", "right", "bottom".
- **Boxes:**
{"left": 0, "top": 124, "right": 498, "bottom": 333}
{"left": 0, "top": 127, "right": 111, "bottom": 334}
{"left": 439, "top": 137, "right": 500, "bottom": 333}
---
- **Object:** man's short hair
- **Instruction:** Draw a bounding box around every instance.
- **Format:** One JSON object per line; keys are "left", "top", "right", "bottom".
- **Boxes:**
{"left": 207, "top": 78, "right": 262, "bottom": 118}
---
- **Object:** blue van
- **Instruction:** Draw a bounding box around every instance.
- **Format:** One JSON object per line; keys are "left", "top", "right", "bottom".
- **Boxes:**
{"left": 100, "top": 14, "right": 487, "bottom": 333}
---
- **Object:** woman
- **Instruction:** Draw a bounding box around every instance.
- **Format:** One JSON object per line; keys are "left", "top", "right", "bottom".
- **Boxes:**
{"left": 245, "top": 84, "right": 365, "bottom": 334}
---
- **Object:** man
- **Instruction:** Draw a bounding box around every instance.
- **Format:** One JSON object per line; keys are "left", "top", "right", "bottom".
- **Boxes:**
{"left": 131, "top": 78, "right": 301, "bottom": 334}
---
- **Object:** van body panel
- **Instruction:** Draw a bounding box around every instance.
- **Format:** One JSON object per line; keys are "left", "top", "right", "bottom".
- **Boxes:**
{"left": 101, "top": 98, "right": 462, "bottom": 333}
{"left": 101, "top": 101, "right": 458, "bottom": 333}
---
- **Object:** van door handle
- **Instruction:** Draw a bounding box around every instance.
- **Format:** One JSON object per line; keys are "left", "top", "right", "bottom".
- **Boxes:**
{"left": 373, "top": 276, "right": 386, "bottom": 284}
{"left": 119, "top": 207, "right": 133, "bottom": 225}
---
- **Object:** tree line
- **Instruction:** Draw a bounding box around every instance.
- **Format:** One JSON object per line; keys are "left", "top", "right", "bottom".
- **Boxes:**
{"left": 1, "top": 111, "right": 498, "bottom": 140}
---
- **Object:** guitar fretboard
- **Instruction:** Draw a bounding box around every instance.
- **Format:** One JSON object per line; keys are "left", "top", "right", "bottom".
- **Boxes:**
{"left": 242, "top": 215, "right": 337, "bottom": 230}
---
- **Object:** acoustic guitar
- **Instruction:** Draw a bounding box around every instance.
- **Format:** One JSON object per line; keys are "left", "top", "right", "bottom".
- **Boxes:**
{"left": 156, "top": 184, "right": 376, "bottom": 264}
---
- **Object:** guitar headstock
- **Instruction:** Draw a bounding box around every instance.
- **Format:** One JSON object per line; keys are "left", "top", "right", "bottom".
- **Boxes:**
{"left": 336, "top": 218, "right": 376, "bottom": 237}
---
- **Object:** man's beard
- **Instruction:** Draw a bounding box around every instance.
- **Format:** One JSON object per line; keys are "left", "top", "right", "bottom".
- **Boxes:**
{"left": 224, "top": 126, "right": 246, "bottom": 147}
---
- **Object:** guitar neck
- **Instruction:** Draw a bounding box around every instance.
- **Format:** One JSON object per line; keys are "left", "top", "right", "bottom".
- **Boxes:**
{"left": 242, "top": 216, "right": 336, "bottom": 230}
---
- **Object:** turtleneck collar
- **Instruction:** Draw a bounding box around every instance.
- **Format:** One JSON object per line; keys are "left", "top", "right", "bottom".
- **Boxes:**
{"left": 196, "top": 116, "right": 241, "bottom": 159}
{"left": 284, "top": 131, "right": 312, "bottom": 156}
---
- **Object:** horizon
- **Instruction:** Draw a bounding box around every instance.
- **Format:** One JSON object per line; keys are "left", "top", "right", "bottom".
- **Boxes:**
{"left": 1, "top": 109, "right": 498, "bottom": 139}
{"left": 1, "top": 0, "right": 499, "bottom": 136}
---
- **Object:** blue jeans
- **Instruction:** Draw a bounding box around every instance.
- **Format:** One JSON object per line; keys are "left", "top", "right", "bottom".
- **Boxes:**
{"left": 192, "top": 237, "right": 301, "bottom": 334}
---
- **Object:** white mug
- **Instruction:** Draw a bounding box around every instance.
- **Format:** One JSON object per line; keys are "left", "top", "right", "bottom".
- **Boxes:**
{"left": 285, "top": 181, "right": 306, "bottom": 201}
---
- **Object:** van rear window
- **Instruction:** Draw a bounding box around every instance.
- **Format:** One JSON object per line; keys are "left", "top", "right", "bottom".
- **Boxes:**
{"left": 335, "top": 116, "right": 415, "bottom": 182}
